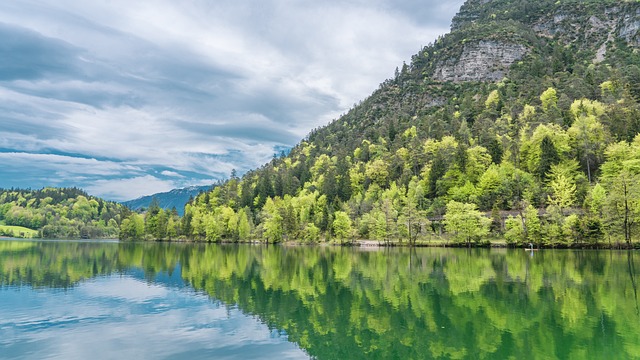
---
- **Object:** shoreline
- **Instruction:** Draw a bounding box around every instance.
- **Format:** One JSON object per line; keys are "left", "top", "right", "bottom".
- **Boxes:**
{"left": 5, "top": 236, "right": 639, "bottom": 250}
{"left": 134, "top": 238, "right": 640, "bottom": 250}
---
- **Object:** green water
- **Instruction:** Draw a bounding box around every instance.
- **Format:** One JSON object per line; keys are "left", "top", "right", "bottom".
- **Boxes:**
{"left": 1, "top": 240, "right": 639, "bottom": 359}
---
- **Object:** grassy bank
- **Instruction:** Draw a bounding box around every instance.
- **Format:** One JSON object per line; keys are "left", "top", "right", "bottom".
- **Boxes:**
{"left": 0, "top": 225, "right": 39, "bottom": 238}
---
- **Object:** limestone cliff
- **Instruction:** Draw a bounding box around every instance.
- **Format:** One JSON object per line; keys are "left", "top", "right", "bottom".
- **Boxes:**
{"left": 431, "top": 0, "right": 640, "bottom": 83}
{"left": 432, "top": 40, "right": 528, "bottom": 83}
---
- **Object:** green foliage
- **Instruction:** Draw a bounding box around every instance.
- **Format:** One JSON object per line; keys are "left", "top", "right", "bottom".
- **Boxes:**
{"left": 547, "top": 173, "right": 577, "bottom": 211}
{"left": 538, "top": 135, "right": 560, "bottom": 180}
{"left": 124, "top": 0, "right": 640, "bottom": 246}
{"left": 120, "top": 213, "right": 145, "bottom": 240}
{"left": 0, "top": 187, "right": 125, "bottom": 239}
{"left": 332, "top": 211, "right": 353, "bottom": 244}
{"left": 540, "top": 87, "right": 558, "bottom": 112}
{"left": 0, "top": 225, "right": 39, "bottom": 238}
{"left": 504, "top": 216, "right": 524, "bottom": 244}
{"left": 444, "top": 201, "right": 491, "bottom": 245}
{"left": 524, "top": 205, "right": 542, "bottom": 244}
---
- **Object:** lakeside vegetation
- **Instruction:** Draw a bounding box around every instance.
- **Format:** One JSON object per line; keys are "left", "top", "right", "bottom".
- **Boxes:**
{"left": 0, "top": 188, "right": 128, "bottom": 239}
{"left": 0, "top": 224, "right": 39, "bottom": 238}
{"left": 118, "top": 0, "right": 640, "bottom": 248}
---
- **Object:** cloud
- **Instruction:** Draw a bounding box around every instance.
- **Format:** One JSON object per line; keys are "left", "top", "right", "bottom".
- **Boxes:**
{"left": 0, "top": 22, "right": 84, "bottom": 81}
{"left": 0, "top": 0, "right": 464, "bottom": 200}
{"left": 0, "top": 152, "right": 137, "bottom": 174}
{"left": 85, "top": 176, "right": 178, "bottom": 201}
{"left": 160, "top": 170, "right": 185, "bottom": 178}
{"left": 79, "top": 276, "right": 169, "bottom": 303}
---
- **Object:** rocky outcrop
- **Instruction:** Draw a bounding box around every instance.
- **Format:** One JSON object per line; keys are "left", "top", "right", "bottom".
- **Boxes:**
{"left": 529, "top": 5, "right": 639, "bottom": 63}
{"left": 532, "top": 13, "right": 567, "bottom": 37}
{"left": 434, "top": 1, "right": 639, "bottom": 82}
{"left": 534, "top": 6, "right": 639, "bottom": 47}
{"left": 620, "top": 9, "right": 640, "bottom": 46}
{"left": 432, "top": 41, "right": 528, "bottom": 83}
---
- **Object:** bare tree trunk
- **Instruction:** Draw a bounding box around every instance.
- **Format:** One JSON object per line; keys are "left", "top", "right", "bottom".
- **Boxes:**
{"left": 583, "top": 121, "right": 592, "bottom": 183}
{"left": 624, "top": 179, "right": 631, "bottom": 244}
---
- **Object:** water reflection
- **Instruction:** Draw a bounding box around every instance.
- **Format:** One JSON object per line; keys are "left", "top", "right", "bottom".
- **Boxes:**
{"left": 1, "top": 240, "right": 639, "bottom": 359}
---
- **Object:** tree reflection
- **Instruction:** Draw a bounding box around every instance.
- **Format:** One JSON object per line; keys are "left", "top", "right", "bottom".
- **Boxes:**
{"left": 1, "top": 241, "right": 639, "bottom": 359}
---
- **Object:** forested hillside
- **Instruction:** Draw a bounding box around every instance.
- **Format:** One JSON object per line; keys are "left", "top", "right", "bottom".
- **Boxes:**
{"left": 124, "top": 0, "right": 640, "bottom": 247}
{"left": 0, "top": 188, "right": 127, "bottom": 239}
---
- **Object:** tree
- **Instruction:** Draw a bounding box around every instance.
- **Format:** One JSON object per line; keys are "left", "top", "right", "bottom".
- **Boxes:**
{"left": 562, "top": 213, "right": 582, "bottom": 244}
{"left": 585, "top": 183, "right": 606, "bottom": 217}
{"left": 520, "top": 124, "right": 570, "bottom": 175}
{"left": 428, "top": 155, "right": 447, "bottom": 199}
{"left": 263, "top": 212, "right": 283, "bottom": 243}
{"left": 237, "top": 209, "right": 251, "bottom": 240}
{"left": 373, "top": 211, "right": 388, "bottom": 242}
{"left": 567, "top": 99, "right": 608, "bottom": 183}
{"left": 538, "top": 135, "right": 559, "bottom": 181}
{"left": 444, "top": 201, "right": 491, "bottom": 246}
{"left": 524, "top": 205, "right": 542, "bottom": 245}
{"left": 600, "top": 139, "right": 640, "bottom": 244}
{"left": 401, "top": 192, "right": 428, "bottom": 245}
{"left": 504, "top": 215, "right": 524, "bottom": 245}
{"left": 547, "top": 173, "right": 576, "bottom": 214}
{"left": 120, "top": 213, "right": 144, "bottom": 240}
{"left": 540, "top": 87, "right": 558, "bottom": 113}
{"left": 365, "top": 159, "right": 389, "bottom": 188}
{"left": 204, "top": 214, "right": 221, "bottom": 242}
{"left": 332, "top": 211, "right": 352, "bottom": 244}
{"left": 166, "top": 216, "right": 177, "bottom": 240}
{"left": 604, "top": 169, "right": 640, "bottom": 244}
{"left": 303, "top": 223, "right": 320, "bottom": 243}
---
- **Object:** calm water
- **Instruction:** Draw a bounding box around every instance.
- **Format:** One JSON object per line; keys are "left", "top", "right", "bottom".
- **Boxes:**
{"left": 1, "top": 240, "right": 639, "bottom": 359}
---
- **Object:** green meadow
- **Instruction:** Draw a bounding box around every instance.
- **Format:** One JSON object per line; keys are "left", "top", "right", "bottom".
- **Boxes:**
{"left": 0, "top": 224, "right": 39, "bottom": 238}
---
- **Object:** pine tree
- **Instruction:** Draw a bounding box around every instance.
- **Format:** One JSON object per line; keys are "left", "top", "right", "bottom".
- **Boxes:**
{"left": 538, "top": 135, "right": 559, "bottom": 181}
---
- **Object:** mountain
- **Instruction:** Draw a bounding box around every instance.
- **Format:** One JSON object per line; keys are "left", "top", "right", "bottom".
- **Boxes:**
{"left": 125, "top": 0, "right": 640, "bottom": 246}
{"left": 122, "top": 185, "right": 212, "bottom": 215}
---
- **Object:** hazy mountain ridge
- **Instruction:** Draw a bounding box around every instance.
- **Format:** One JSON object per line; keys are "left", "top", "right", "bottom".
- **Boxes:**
{"left": 122, "top": 185, "right": 211, "bottom": 215}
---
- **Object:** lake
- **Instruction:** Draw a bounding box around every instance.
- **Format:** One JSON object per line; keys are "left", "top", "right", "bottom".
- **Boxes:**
{"left": 1, "top": 240, "right": 639, "bottom": 359}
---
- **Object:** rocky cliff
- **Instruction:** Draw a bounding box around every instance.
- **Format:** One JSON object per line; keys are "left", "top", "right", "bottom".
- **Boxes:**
{"left": 439, "top": 0, "right": 640, "bottom": 82}
{"left": 618, "top": 7, "right": 639, "bottom": 45}
{"left": 432, "top": 40, "right": 528, "bottom": 82}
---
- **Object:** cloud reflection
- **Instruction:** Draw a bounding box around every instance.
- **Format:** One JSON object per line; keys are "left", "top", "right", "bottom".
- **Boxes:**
{"left": 0, "top": 275, "right": 309, "bottom": 360}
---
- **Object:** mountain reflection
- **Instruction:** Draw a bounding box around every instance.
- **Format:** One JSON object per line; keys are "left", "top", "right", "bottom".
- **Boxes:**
{"left": 1, "top": 240, "right": 639, "bottom": 359}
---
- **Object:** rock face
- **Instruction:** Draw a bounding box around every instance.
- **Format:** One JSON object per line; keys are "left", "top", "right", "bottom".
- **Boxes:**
{"left": 620, "top": 9, "right": 640, "bottom": 46}
{"left": 438, "top": 1, "right": 640, "bottom": 83}
{"left": 533, "top": 6, "right": 638, "bottom": 43}
{"left": 432, "top": 41, "right": 528, "bottom": 83}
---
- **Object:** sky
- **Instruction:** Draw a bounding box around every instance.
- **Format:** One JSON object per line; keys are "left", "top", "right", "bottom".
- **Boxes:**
{"left": 0, "top": 0, "right": 464, "bottom": 201}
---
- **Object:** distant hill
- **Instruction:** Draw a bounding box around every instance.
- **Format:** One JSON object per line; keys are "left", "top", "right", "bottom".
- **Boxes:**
{"left": 122, "top": 185, "right": 212, "bottom": 215}
{"left": 0, "top": 187, "right": 126, "bottom": 239}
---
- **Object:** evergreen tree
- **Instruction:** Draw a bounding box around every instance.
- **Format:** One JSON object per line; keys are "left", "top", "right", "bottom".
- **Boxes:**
{"left": 538, "top": 135, "right": 559, "bottom": 181}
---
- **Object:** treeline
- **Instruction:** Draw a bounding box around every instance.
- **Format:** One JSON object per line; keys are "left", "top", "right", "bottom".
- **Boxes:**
{"left": 0, "top": 188, "right": 127, "bottom": 239}
{"left": 119, "top": 199, "right": 183, "bottom": 241}
{"left": 121, "top": 0, "right": 640, "bottom": 247}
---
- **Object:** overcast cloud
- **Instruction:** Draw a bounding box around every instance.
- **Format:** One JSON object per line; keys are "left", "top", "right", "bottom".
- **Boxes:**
{"left": 0, "top": 0, "right": 464, "bottom": 201}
